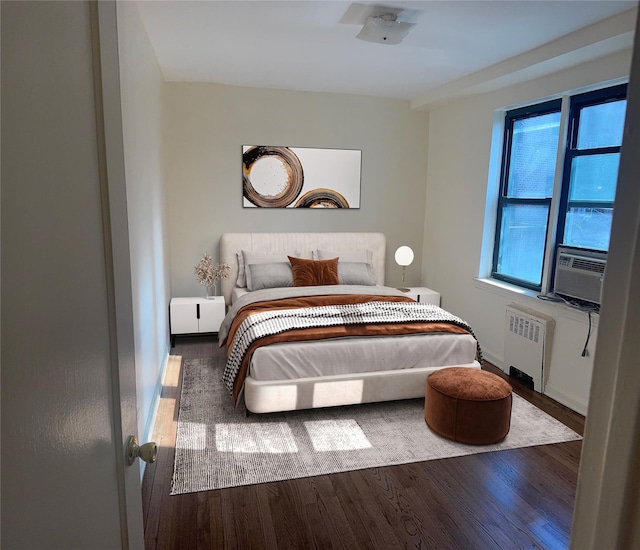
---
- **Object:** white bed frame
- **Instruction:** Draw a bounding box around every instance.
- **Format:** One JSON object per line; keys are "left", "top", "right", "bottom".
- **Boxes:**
{"left": 219, "top": 232, "right": 480, "bottom": 413}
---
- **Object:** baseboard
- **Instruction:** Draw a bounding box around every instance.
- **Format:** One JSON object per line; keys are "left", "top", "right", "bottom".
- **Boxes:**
{"left": 139, "top": 349, "right": 170, "bottom": 481}
{"left": 483, "top": 348, "right": 587, "bottom": 415}
{"left": 481, "top": 348, "right": 505, "bottom": 371}
{"left": 543, "top": 383, "right": 588, "bottom": 416}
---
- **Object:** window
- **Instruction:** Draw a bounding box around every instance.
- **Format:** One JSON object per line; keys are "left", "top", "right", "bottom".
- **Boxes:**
{"left": 492, "top": 84, "right": 627, "bottom": 291}
{"left": 557, "top": 86, "right": 627, "bottom": 251}
{"left": 493, "top": 100, "right": 561, "bottom": 289}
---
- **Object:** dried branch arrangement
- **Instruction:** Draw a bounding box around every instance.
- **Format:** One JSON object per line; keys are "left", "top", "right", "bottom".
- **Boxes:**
{"left": 194, "top": 253, "right": 230, "bottom": 289}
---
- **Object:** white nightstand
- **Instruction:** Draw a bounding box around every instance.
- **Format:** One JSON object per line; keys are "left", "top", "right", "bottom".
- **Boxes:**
{"left": 402, "top": 287, "right": 441, "bottom": 306}
{"left": 170, "top": 296, "right": 226, "bottom": 346}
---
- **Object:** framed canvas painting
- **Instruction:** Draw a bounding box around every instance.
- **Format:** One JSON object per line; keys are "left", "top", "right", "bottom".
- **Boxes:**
{"left": 242, "top": 145, "right": 361, "bottom": 208}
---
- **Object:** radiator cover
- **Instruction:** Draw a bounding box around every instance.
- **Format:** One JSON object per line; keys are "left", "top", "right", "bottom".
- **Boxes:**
{"left": 504, "top": 304, "right": 555, "bottom": 393}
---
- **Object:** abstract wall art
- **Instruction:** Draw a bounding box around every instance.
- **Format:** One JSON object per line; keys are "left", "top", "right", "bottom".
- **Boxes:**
{"left": 242, "top": 145, "right": 361, "bottom": 208}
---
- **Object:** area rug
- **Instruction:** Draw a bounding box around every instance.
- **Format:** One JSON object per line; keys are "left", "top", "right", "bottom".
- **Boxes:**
{"left": 171, "top": 356, "right": 582, "bottom": 495}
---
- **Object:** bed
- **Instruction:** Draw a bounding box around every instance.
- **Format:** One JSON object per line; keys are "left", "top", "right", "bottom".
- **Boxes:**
{"left": 219, "top": 232, "right": 481, "bottom": 413}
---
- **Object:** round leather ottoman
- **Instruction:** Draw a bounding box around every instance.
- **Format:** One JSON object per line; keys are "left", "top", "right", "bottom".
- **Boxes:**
{"left": 425, "top": 367, "right": 513, "bottom": 445}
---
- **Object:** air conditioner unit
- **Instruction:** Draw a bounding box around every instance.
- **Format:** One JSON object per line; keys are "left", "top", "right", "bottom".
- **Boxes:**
{"left": 554, "top": 246, "right": 607, "bottom": 305}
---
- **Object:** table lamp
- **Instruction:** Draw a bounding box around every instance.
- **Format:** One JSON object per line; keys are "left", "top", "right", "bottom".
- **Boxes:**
{"left": 394, "top": 245, "right": 414, "bottom": 292}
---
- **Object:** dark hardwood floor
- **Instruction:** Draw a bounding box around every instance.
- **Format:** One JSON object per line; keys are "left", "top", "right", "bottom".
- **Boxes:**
{"left": 142, "top": 335, "right": 585, "bottom": 550}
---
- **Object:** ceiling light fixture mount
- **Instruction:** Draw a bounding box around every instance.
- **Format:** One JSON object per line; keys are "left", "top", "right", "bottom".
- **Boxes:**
{"left": 356, "top": 12, "right": 416, "bottom": 45}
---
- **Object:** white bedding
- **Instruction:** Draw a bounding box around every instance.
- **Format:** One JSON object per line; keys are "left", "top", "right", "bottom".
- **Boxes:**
{"left": 221, "top": 285, "right": 480, "bottom": 392}
{"left": 250, "top": 333, "right": 478, "bottom": 381}
{"left": 231, "top": 287, "right": 249, "bottom": 304}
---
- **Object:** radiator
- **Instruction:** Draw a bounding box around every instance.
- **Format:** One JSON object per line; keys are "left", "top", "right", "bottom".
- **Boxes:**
{"left": 504, "top": 304, "right": 554, "bottom": 393}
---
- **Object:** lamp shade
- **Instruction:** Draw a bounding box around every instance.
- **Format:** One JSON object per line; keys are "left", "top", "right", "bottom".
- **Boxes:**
{"left": 395, "top": 246, "right": 414, "bottom": 267}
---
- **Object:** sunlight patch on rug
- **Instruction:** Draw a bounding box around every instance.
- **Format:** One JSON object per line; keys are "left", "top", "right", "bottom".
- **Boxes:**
{"left": 179, "top": 422, "right": 207, "bottom": 451}
{"left": 170, "top": 357, "right": 582, "bottom": 495}
{"left": 304, "top": 419, "right": 372, "bottom": 451}
{"left": 215, "top": 423, "right": 298, "bottom": 454}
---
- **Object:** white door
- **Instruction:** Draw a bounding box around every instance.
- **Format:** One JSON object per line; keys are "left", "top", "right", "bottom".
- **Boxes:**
{"left": 1, "top": 2, "right": 145, "bottom": 547}
{"left": 97, "top": 1, "right": 147, "bottom": 547}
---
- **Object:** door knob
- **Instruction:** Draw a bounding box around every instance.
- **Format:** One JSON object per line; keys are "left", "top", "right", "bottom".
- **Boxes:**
{"left": 125, "top": 435, "right": 157, "bottom": 466}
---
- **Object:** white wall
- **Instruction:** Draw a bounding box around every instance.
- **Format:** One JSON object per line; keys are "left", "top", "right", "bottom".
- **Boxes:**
{"left": 116, "top": 2, "right": 171, "bottom": 447}
{"left": 1, "top": 2, "right": 126, "bottom": 546}
{"left": 422, "top": 49, "right": 632, "bottom": 414}
{"left": 164, "top": 83, "right": 430, "bottom": 296}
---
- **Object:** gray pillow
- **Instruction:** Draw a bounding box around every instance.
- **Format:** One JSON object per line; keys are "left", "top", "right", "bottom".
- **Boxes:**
{"left": 338, "top": 262, "right": 376, "bottom": 286}
{"left": 315, "top": 249, "right": 373, "bottom": 264}
{"left": 246, "top": 262, "right": 294, "bottom": 291}
{"left": 242, "top": 250, "right": 299, "bottom": 290}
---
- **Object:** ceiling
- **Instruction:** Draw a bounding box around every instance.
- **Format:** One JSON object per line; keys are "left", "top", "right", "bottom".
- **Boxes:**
{"left": 136, "top": 1, "right": 637, "bottom": 107}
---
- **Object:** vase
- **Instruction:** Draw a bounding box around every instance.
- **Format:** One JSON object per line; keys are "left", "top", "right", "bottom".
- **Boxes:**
{"left": 206, "top": 284, "right": 217, "bottom": 299}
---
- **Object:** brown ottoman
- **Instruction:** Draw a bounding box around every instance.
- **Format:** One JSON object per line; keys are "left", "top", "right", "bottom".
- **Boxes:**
{"left": 425, "top": 367, "right": 513, "bottom": 445}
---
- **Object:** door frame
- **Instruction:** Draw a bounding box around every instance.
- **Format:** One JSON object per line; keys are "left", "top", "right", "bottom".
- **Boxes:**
{"left": 91, "top": 1, "right": 145, "bottom": 547}
{"left": 570, "top": 8, "right": 640, "bottom": 548}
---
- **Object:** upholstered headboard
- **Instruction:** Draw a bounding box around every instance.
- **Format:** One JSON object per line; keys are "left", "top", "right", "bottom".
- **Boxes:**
{"left": 219, "top": 232, "right": 386, "bottom": 304}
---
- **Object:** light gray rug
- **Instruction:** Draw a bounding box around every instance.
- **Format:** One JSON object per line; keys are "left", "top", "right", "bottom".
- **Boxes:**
{"left": 171, "top": 356, "right": 582, "bottom": 495}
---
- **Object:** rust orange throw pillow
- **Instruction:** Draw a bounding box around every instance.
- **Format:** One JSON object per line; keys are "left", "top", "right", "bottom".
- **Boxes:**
{"left": 288, "top": 256, "right": 340, "bottom": 287}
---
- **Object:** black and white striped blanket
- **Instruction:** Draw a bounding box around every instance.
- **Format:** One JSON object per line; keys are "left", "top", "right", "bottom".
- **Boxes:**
{"left": 223, "top": 301, "right": 482, "bottom": 394}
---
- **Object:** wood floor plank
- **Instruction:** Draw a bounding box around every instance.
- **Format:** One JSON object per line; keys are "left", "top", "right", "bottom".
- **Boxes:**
{"left": 404, "top": 459, "right": 501, "bottom": 549}
{"left": 445, "top": 453, "right": 562, "bottom": 548}
{"left": 251, "top": 483, "right": 279, "bottom": 549}
{"left": 195, "top": 491, "right": 212, "bottom": 549}
{"left": 272, "top": 479, "right": 322, "bottom": 549}
{"left": 335, "top": 469, "right": 406, "bottom": 549}
{"left": 304, "top": 475, "right": 362, "bottom": 550}
{"left": 220, "top": 485, "right": 254, "bottom": 549}
{"left": 323, "top": 472, "right": 383, "bottom": 548}
{"left": 143, "top": 339, "right": 584, "bottom": 549}
{"left": 206, "top": 490, "right": 225, "bottom": 549}
{"left": 364, "top": 466, "right": 438, "bottom": 548}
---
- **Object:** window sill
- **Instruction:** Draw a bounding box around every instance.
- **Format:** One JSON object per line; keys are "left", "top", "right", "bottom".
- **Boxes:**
{"left": 474, "top": 277, "right": 599, "bottom": 325}
{"left": 474, "top": 277, "right": 539, "bottom": 299}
